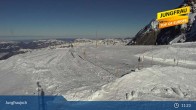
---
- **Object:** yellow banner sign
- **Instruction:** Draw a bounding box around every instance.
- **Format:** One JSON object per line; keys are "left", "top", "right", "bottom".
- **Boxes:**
{"left": 157, "top": 6, "right": 190, "bottom": 20}
{"left": 157, "top": 6, "right": 190, "bottom": 29}
{"left": 159, "top": 16, "right": 188, "bottom": 29}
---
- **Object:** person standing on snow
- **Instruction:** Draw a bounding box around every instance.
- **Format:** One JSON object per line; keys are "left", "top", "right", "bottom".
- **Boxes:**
{"left": 138, "top": 56, "right": 143, "bottom": 70}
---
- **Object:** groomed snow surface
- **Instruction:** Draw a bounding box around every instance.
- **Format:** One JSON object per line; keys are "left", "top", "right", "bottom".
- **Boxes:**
{"left": 0, "top": 42, "right": 196, "bottom": 101}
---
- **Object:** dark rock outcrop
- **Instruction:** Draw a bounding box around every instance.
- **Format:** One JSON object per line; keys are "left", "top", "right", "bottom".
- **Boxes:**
{"left": 128, "top": 0, "right": 196, "bottom": 45}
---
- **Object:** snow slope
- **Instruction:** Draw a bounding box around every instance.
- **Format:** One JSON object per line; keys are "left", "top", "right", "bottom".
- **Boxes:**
{"left": 0, "top": 48, "right": 115, "bottom": 98}
{"left": 90, "top": 66, "right": 196, "bottom": 101}
{"left": 0, "top": 42, "right": 196, "bottom": 101}
{"left": 138, "top": 43, "right": 196, "bottom": 67}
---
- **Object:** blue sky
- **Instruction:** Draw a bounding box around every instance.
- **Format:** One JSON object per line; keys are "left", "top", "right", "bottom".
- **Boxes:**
{"left": 0, "top": 0, "right": 181, "bottom": 39}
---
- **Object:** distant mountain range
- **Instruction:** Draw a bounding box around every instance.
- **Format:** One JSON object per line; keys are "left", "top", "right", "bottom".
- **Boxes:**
{"left": 0, "top": 38, "right": 130, "bottom": 60}
{"left": 0, "top": 39, "right": 67, "bottom": 60}
{"left": 127, "top": 0, "right": 196, "bottom": 45}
